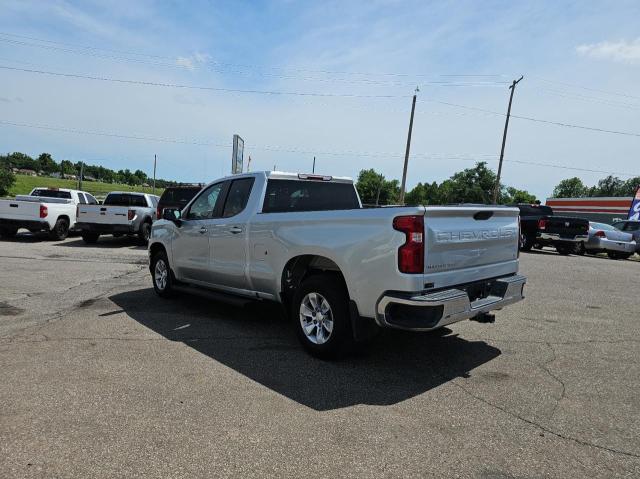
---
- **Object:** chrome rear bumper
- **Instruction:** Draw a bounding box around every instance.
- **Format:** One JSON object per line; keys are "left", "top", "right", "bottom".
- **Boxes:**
{"left": 538, "top": 233, "right": 588, "bottom": 243}
{"left": 375, "top": 274, "right": 526, "bottom": 331}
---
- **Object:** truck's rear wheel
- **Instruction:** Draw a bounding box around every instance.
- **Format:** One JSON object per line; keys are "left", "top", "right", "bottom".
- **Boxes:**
{"left": 0, "top": 226, "right": 18, "bottom": 239}
{"left": 292, "top": 274, "right": 353, "bottom": 359}
{"left": 555, "top": 244, "right": 574, "bottom": 255}
{"left": 575, "top": 242, "right": 586, "bottom": 255}
{"left": 151, "top": 250, "right": 174, "bottom": 298}
{"left": 82, "top": 232, "right": 100, "bottom": 244}
{"left": 49, "top": 218, "right": 69, "bottom": 240}
{"left": 520, "top": 234, "right": 534, "bottom": 251}
{"left": 138, "top": 221, "right": 152, "bottom": 244}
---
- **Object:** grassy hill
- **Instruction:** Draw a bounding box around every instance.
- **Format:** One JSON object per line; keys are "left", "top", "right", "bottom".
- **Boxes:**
{"left": 8, "top": 174, "right": 164, "bottom": 198}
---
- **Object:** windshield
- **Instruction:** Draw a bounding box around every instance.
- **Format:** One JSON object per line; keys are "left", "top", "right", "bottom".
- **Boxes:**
{"left": 591, "top": 222, "right": 615, "bottom": 231}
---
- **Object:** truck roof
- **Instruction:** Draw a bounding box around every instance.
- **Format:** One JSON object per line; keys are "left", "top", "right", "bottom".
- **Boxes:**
{"left": 106, "top": 191, "right": 157, "bottom": 197}
{"left": 211, "top": 171, "right": 354, "bottom": 184}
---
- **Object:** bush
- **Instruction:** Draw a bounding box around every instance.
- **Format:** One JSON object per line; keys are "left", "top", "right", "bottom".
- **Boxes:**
{"left": 0, "top": 165, "right": 16, "bottom": 196}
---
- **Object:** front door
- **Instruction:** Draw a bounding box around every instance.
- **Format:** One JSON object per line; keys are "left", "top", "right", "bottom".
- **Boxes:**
{"left": 171, "top": 182, "right": 227, "bottom": 282}
{"left": 209, "top": 177, "right": 255, "bottom": 291}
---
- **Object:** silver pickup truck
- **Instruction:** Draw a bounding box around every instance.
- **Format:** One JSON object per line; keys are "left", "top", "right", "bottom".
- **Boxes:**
{"left": 149, "top": 171, "right": 526, "bottom": 357}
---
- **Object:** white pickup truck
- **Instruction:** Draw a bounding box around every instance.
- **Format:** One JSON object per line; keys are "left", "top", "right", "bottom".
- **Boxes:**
{"left": 76, "top": 192, "right": 159, "bottom": 244}
{"left": 0, "top": 187, "right": 98, "bottom": 240}
{"left": 149, "top": 171, "right": 526, "bottom": 358}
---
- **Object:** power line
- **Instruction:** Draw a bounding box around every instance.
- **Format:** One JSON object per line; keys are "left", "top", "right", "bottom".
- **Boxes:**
{"left": 0, "top": 65, "right": 408, "bottom": 99}
{"left": 0, "top": 31, "right": 510, "bottom": 81}
{"left": 0, "top": 37, "right": 510, "bottom": 88}
{"left": 530, "top": 75, "right": 640, "bottom": 102}
{"left": 419, "top": 98, "right": 640, "bottom": 137}
{"left": 1, "top": 119, "right": 637, "bottom": 177}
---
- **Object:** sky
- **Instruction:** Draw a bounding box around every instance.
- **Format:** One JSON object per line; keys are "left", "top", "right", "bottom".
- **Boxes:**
{"left": 0, "top": 0, "right": 639, "bottom": 199}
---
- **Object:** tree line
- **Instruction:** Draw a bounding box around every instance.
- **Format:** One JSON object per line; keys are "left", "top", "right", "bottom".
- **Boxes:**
{"left": 356, "top": 162, "right": 537, "bottom": 206}
{"left": 552, "top": 175, "right": 640, "bottom": 198}
{"left": 0, "top": 151, "right": 179, "bottom": 195}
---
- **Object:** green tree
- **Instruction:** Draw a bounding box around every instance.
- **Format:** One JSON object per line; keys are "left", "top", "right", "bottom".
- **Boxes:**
{"left": 0, "top": 164, "right": 16, "bottom": 196}
{"left": 36, "top": 153, "right": 58, "bottom": 174}
{"left": 503, "top": 186, "right": 536, "bottom": 204}
{"left": 552, "top": 177, "right": 588, "bottom": 198}
{"left": 405, "top": 181, "right": 439, "bottom": 205}
{"left": 621, "top": 177, "right": 640, "bottom": 196}
{"left": 355, "top": 169, "right": 399, "bottom": 205}
{"left": 6, "top": 152, "right": 37, "bottom": 170}
{"left": 438, "top": 162, "right": 497, "bottom": 204}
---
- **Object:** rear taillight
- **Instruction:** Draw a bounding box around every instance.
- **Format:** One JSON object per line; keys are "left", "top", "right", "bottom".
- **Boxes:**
{"left": 39, "top": 204, "right": 48, "bottom": 218}
{"left": 595, "top": 230, "right": 606, "bottom": 238}
{"left": 538, "top": 218, "right": 547, "bottom": 230}
{"left": 157, "top": 205, "right": 162, "bottom": 218}
{"left": 393, "top": 215, "right": 424, "bottom": 274}
{"left": 517, "top": 216, "right": 521, "bottom": 258}
{"left": 128, "top": 210, "right": 135, "bottom": 221}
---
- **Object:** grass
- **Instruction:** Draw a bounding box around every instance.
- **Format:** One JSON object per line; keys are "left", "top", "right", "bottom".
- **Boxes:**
{"left": 7, "top": 174, "right": 164, "bottom": 199}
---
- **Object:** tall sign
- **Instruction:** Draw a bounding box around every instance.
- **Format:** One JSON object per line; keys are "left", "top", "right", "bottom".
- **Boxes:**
{"left": 627, "top": 185, "right": 640, "bottom": 220}
{"left": 232, "top": 134, "right": 244, "bottom": 174}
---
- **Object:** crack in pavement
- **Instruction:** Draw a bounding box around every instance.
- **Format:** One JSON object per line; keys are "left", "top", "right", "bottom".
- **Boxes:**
{"left": 450, "top": 378, "right": 640, "bottom": 460}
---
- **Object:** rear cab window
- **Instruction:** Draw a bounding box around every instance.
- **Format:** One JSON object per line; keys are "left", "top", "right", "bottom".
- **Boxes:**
{"left": 31, "top": 189, "right": 72, "bottom": 199}
{"left": 103, "top": 194, "right": 146, "bottom": 207}
{"left": 262, "top": 179, "right": 360, "bottom": 213}
{"left": 517, "top": 205, "right": 553, "bottom": 216}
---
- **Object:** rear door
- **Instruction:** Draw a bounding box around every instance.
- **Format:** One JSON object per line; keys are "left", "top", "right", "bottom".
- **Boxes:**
{"left": 423, "top": 206, "right": 519, "bottom": 286}
{"left": 171, "top": 181, "right": 227, "bottom": 282}
{"left": 208, "top": 177, "right": 255, "bottom": 290}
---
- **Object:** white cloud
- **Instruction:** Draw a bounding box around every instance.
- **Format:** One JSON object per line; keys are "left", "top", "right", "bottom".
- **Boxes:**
{"left": 176, "top": 53, "right": 211, "bottom": 71}
{"left": 576, "top": 38, "right": 640, "bottom": 64}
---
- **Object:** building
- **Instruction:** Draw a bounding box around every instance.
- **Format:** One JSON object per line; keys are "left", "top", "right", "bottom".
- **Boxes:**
{"left": 546, "top": 197, "right": 633, "bottom": 224}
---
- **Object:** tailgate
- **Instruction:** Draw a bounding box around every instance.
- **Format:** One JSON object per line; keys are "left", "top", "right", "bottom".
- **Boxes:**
{"left": 545, "top": 216, "right": 589, "bottom": 237}
{"left": 0, "top": 199, "right": 41, "bottom": 221}
{"left": 78, "top": 205, "right": 130, "bottom": 225}
{"left": 423, "top": 206, "right": 519, "bottom": 285}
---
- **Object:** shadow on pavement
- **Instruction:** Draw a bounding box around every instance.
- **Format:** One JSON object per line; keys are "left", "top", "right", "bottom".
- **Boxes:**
{"left": 55, "top": 236, "right": 147, "bottom": 250}
{"left": 109, "top": 287, "right": 501, "bottom": 411}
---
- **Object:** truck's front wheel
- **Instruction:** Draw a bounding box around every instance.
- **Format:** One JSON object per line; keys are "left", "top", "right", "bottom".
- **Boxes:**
{"left": 292, "top": 274, "right": 353, "bottom": 359}
{"left": 151, "top": 250, "right": 174, "bottom": 298}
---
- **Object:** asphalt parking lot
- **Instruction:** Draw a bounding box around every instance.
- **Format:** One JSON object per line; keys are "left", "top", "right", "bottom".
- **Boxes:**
{"left": 1, "top": 234, "right": 639, "bottom": 478}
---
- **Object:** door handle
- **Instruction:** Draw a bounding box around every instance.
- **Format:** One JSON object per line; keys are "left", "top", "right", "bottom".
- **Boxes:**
{"left": 229, "top": 226, "right": 243, "bottom": 234}
{"left": 199, "top": 227, "right": 208, "bottom": 234}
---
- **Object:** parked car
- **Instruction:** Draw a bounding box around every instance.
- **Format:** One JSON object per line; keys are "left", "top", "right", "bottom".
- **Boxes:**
{"left": 76, "top": 192, "right": 159, "bottom": 244}
{"left": 148, "top": 171, "right": 526, "bottom": 358}
{"left": 156, "top": 185, "right": 202, "bottom": 219}
{"left": 516, "top": 204, "right": 589, "bottom": 254}
{"left": 576, "top": 222, "right": 636, "bottom": 259}
{"left": 612, "top": 220, "right": 640, "bottom": 254}
{"left": 0, "top": 187, "right": 98, "bottom": 240}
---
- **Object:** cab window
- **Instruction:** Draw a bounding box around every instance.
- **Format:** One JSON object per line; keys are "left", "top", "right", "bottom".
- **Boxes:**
{"left": 186, "top": 182, "right": 226, "bottom": 220}
{"left": 222, "top": 178, "right": 255, "bottom": 218}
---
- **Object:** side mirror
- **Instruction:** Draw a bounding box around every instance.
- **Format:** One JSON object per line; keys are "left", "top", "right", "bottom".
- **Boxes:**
{"left": 163, "top": 208, "right": 182, "bottom": 224}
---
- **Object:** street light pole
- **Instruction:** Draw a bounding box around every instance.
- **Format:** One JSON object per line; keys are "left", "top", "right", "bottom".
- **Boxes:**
{"left": 153, "top": 154, "right": 157, "bottom": 195}
{"left": 399, "top": 87, "right": 419, "bottom": 205}
{"left": 492, "top": 75, "right": 523, "bottom": 204}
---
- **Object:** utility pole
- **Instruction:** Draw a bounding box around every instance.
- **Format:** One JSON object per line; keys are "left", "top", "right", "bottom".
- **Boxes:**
{"left": 153, "top": 154, "right": 157, "bottom": 194}
{"left": 492, "top": 75, "right": 523, "bottom": 204}
{"left": 375, "top": 173, "right": 384, "bottom": 206}
{"left": 399, "top": 87, "right": 419, "bottom": 205}
{"left": 78, "top": 162, "right": 84, "bottom": 190}
{"left": 247, "top": 155, "right": 252, "bottom": 172}
{"left": 312, "top": 156, "right": 316, "bottom": 173}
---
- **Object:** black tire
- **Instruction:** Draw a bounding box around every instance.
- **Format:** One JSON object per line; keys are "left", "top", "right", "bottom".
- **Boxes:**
{"left": 520, "top": 234, "right": 534, "bottom": 251}
{"left": 575, "top": 242, "right": 586, "bottom": 256}
{"left": 81, "top": 232, "right": 100, "bottom": 244}
{"left": 151, "top": 249, "right": 174, "bottom": 298}
{"left": 292, "top": 274, "right": 353, "bottom": 359}
{"left": 138, "top": 221, "right": 152, "bottom": 245}
{"left": 555, "top": 244, "right": 574, "bottom": 255}
{"left": 49, "top": 218, "right": 69, "bottom": 240}
{"left": 0, "top": 226, "right": 18, "bottom": 239}
{"left": 607, "top": 251, "right": 632, "bottom": 260}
